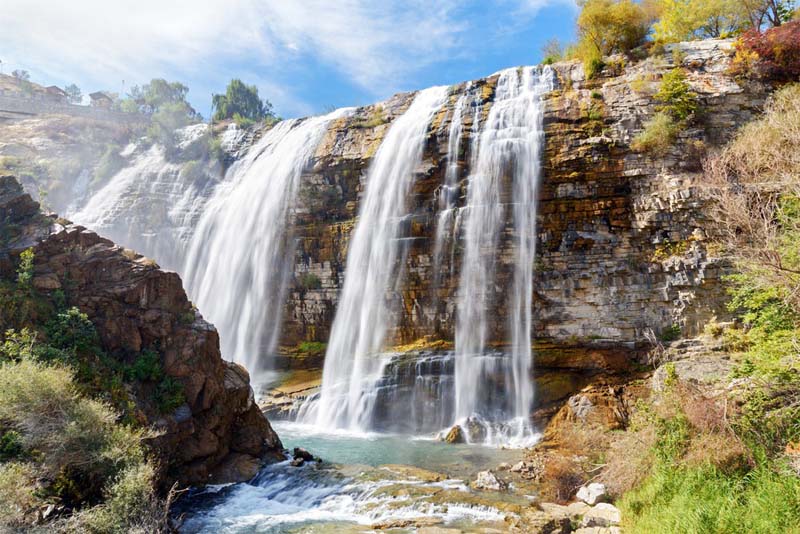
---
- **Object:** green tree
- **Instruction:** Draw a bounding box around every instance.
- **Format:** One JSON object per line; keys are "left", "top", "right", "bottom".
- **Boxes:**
{"left": 11, "top": 70, "right": 29, "bottom": 81}
{"left": 119, "top": 79, "right": 199, "bottom": 150}
{"left": 212, "top": 79, "right": 274, "bottom": 125}
{"left": 653, "top": 0, "right": 750, "bottom": 43}
{"left": 64, "top": 83, "right": 82, "bottom": 104}
{"left": 572, "top": 0, "right": 652, "bottom": 76}
{"left": 741, "top": 0, "right": 796, "bottom": 28}
{"left": 122, "top": 78, "right": 197, "bottom": 117}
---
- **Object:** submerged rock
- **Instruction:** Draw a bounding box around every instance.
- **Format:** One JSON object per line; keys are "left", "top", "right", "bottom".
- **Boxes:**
{"left": 444, "top": 425, "right": 465, "bottom": 444}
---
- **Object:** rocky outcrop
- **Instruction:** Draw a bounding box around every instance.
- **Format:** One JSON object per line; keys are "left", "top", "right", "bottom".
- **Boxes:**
{"left": 280, "top": 39, "right": 767, "bottom": 351}
{"left": 0, "top": 174, "right": 282, "bottom": 486}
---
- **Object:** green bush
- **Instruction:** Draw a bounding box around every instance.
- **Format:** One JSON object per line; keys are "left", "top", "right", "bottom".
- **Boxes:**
{"left": 632, "top": 111, "right": 680, "bottom": 154}
{"left": 0, "top": 356, "right": 158, "bottom": 530}
{"left": 15, "top": 248, "right": 34, "bottom": 289}
{"left": 0, "top": 462, "right": 40, "bottom": 527}
{"left": 655, "top": 68, "right": 698, "bottom": 122}
{"left": 298, "top": 272, "right": 322, "bottom": 290}
{"left": 125, "top": 349, "right": 163, "bottom": 382}
{"left": 45, "top": 307, "right": 99, "bottom": 355}
{"left": 76, "top": 461, "right": 165, "bottom": 534}
{"left": 154, "top": 376, "right": 184, "bottom": 414}
{"left": 0, "top": 430, "right": 24, "bottom": 461}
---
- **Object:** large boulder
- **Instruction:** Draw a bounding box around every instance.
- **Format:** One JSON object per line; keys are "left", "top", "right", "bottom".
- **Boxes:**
{"left": 0, "top": 175, "right": 283, "bottom": 486}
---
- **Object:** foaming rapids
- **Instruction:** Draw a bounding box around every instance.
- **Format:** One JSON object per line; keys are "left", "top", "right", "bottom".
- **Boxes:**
{"left": 183, "top": 109, "right": 350, "bottom": 380}
{"left": 177, "top": 456, "right": 506, "bottom": 533}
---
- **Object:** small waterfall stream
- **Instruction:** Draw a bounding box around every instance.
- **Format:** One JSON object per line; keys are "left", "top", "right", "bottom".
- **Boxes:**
{"left": 300, "top": 86, "right": 449, "bottom": 431}
{"left": 431, "top": 82, "right": 472, "bottom": 288}
{"left": 183, "top": 109, "right": 350, "bottom": 378}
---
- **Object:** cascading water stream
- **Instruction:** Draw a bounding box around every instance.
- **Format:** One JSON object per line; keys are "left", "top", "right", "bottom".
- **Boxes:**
{"left": 300, "top": 86, "right": 448, "bottom": 431}
{"left": 183, "top": 109, "right": 350, "bottom": 380}
{"left": 68, "top": 124, "right": 214, "bottom": 271}
{"left": 453, "top": 66, "right": 553, "bottom": 445}
{"left": 431, "top": 83, "right": 472, "bottom": 287}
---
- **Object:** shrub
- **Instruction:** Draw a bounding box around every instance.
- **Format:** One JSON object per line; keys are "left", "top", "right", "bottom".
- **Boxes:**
{"left": 659, "top": 323, "right": 682, "bottom": 342}
{"left": 298, "top": 272, "right": 322, "bottom": 290}
{"left": 45, "top": 307, "right": 99, "bottom": 355}
{"left": 706, "top": 84, "right": 800, "bottom": 311}
{"left": 126, "top": 349, "right": 163, "bottom": 382}
{"left": 154, "top": 376, "right": 185, "bottom": 414}
{"left": 75, "top": 462, "right": 167, "bottom": 534}
{"left": 655, "top": 68, "right": 698, "bottom": 121}
{"left": 540, "top": 454, "right": 587, "bottom": 503}
{"left": 0, "top": 462, "right": 40, "bottom": 527}
{"left": 0, "top": 430, "right": 24, "bottom": 461}
{"left": 15, "top": 248, "right": 34, "bottom": 289}
{"left": 0, "top": 356, "right": 159, "bottom": 530}
{"left": 632, "top": 111, "right": 681, "bottom": 154}
{"left": 733, "top": 20, "right": 800, "bottom": 81}
{"left": 633, "top": 69, "right": 698, "bottom": 154}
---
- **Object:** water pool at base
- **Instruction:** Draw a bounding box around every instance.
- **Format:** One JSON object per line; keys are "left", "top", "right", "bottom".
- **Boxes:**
{"left": 177, "top": 421, "right": 528, "bottom": 533}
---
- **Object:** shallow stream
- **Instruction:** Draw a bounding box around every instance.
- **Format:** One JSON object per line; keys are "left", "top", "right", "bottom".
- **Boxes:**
{"left": 177, "top": 421, "right": 528, "bottom": 533}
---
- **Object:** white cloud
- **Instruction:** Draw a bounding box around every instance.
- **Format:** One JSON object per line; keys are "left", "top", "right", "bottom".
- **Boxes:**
{"left": 0, "top": 0, "right": 572, "bottom": 116}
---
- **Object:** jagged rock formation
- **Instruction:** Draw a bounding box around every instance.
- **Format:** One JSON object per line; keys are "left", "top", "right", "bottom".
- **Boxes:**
{"left": 0, "top": 174, "right": 283, "bottom": 485}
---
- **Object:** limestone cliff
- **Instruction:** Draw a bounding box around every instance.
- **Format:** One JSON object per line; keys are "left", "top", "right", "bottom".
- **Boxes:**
{"left": 0, "top": 174, "right": 283, "bottom": 486}
{"left": 279, "top": 39, "right": 766, "bottom": 351}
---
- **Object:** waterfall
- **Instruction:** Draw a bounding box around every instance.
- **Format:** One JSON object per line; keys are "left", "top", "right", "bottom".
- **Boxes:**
{"left": 68, "top": 124, "right": 215, "bottom": 272}
{"left": 301, "top": 86, "right": 448, "bottom": 431}
{"left": 453, "top": 66, "right": 553, "bottom": 444}
{"left": 431, "top": 83, "right": 472, "bottom": 287}
{"left": 183, "top": 109, "right": 350, "bottom": 379}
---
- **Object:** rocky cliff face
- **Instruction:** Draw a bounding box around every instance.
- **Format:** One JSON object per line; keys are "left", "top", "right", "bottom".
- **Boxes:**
{"left": 280, "top": 39, "right": 766, "bottom": 351}
{"left": 0, "top": 174, "right": 283, "bottom": 485}
{"left": 0, "top": 40, "right": 770, "bottom": 376}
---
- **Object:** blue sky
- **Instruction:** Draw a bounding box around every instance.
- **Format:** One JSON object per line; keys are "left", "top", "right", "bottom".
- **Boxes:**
{"left": 1, "top": 0, "right": 577, "bottom": 118}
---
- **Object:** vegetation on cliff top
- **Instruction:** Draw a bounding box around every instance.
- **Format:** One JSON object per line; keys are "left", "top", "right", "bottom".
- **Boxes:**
{"left": 559, "top": 0, "right": 798, "bottom": 78}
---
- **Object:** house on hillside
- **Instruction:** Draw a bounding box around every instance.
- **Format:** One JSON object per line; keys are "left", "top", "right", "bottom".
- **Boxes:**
{"left": 89, "top": 91, "right": 113, "bottom": 108}
{"left": 44, "top": 86, "right": 68, "bottom": 103}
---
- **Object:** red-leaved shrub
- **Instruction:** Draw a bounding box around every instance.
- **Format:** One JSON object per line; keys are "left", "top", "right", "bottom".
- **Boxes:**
{"left": 734, "top": 20, "right": 800, "bottom": 81}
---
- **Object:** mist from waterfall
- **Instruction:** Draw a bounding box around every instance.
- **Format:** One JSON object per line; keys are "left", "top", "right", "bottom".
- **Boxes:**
{"left": 453, "top": 66, "right": 553, "bottom": 445}
{"left": 68, "top": 125, "right": 215, "bottom": 271}
{"left": 300, "top": 86, "right": 448, "bottom": 431}
{"left": 183, "top": 109, "right": 350, "bottom": 379}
